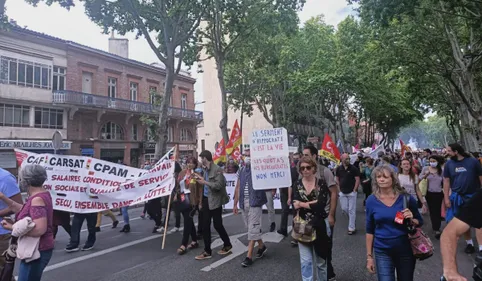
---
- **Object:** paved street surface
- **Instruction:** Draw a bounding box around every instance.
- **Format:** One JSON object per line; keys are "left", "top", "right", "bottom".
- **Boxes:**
{"left": 32, "top": 193, "right": 476, "bottom": 281}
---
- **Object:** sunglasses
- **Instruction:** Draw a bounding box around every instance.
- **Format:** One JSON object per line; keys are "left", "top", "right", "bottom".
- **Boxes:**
{"left": 300, "top": 166, "right": 313, "bottom": 171}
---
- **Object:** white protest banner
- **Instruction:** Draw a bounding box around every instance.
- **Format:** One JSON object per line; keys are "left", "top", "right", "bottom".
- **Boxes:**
{"left": 250, "top": 128, "right": 291, "bottom": 190}
{"left": 223, "top": 173, "right": 282, "bottom": 210}
{"left": 15, "top": 148, "right": 175, "bottom": 214}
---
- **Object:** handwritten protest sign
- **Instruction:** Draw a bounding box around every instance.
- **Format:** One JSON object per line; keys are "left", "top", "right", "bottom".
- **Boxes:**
{"left": 250, "top": 128, "right": 291, "bottom": 190}
{"left": 15, "top": 148, "right": 175, "bottom": 213}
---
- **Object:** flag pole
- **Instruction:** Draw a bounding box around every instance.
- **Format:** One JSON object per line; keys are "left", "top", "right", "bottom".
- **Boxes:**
{"left": 162, "top": 144, "right": 178, "bottom": 250}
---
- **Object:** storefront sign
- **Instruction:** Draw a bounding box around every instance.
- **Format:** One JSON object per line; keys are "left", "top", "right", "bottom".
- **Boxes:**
{"left": 0, "top": 140, "right": 71, "bottom": 150}
{"left": 144, "top": 142, "right": 156, "bottom": 150}
{"left": 179, "top": 144, "right": 195, "bottom": 151}
{"left": 15, "top": 148, "right": 175, "bottom": 213}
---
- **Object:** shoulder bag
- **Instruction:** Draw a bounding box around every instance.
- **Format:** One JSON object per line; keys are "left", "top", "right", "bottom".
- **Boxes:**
{"left": 403, "top": 194, "right": 434, "bottom": 260}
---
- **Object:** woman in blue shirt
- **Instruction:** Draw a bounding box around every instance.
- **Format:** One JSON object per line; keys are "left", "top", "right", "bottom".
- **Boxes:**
{"left": 365, "top": 165, "right": 423, "bottom": 281}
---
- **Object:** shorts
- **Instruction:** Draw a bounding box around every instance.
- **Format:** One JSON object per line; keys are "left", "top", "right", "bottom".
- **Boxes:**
{"left": 242, "top": 198, "right": 263, "bottom": 241}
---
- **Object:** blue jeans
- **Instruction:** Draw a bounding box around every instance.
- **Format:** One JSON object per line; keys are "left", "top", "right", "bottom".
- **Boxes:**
{"left": 18, "top": 249, "right": 53, "bottom": 281}
{"left": 298, "top": 219, "right": 331, "bottom": 281}
{"left": 122, "top": 207, "right": 130, "bottom": 224}
{"left": 374, "top": 238, "right": 416, "bottom": 281}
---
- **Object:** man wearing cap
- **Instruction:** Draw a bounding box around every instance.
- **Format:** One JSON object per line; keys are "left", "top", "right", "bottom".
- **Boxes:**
{"left": 194, "top": 150, "right": 232, "bottom": 260}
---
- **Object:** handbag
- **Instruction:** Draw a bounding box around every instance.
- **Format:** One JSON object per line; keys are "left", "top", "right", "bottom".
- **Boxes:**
{"left": 403, "top": 194, "right": 434, "bottom": 260}
{"left": 419, "top": 178, "right": 428, "bottom": 196}
{"left": 291, "top": 211, "right": 316, "bottom": 243}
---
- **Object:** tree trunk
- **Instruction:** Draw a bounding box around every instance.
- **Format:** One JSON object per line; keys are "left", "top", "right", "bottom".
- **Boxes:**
{"left": 215, "top": 55, "right": 230, "bottom": 144}
{"left": 240, "top": 100, "right": 245, "bottom": 150}
{"left": 155, "top": 59, "right": 176, "bottom": 160}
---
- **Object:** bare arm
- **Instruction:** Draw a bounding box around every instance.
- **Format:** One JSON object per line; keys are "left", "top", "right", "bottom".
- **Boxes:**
{"left": 441, "top": 218, "right": 470, "bottom": 277}
{"left": 26, "top": 197, "right": 48, "bottom": 237}
{"left": 0, "top": 193, "right": 23, "bottom": 215}
{"left": 354, "top": 176, "right": 361, "bottom": 191}
{"left": 443, "top": 177, "right": 451, "bottom": 207}
{"left": 329, "top": 186, "right": 337, "bottom": 217}
{"left": 415, "top": 182, "right": 426, "bottom": 205}
{"left": 233, "top": 179, "right": 240, "bottom": 207}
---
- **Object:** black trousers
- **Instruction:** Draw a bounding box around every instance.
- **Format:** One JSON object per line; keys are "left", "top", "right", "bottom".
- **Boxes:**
{"left": 202, "top": 197, "right": 231, "bottom": 254}
{"left": 426, "top": 191, "right": 444, "bottom": 231}
{"left": 147, "top": 198, "right": 162, "bottom": 227}
{"left": 181, "top": 207, "right": 197, "bottom": 246}
{"left": 53, "top": 210, "right": 71, "bottom": 239}
{"left": 328, "top": 225, "right": 335, "bottom": 278}
{"left": 279, "top": 188, "right": 291, "bottom": 232}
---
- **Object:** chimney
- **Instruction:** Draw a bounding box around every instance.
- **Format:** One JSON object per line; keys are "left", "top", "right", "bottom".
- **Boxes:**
{"left": 108, "top": 31, "right": 129, "bottom": 58}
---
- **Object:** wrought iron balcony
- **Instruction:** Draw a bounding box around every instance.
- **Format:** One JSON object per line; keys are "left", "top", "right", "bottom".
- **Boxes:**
{"left": 53, "top": 90, "right": 203, "bottom": 121}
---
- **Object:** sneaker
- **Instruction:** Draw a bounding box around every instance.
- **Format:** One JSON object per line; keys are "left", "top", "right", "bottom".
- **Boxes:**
{"left": 81, "top": 244, "right": 94, "bottom": 251}
{"left": 270, "top": 222, "right": 276, "bottom": 232}
{"left": 328, "top": 277, "right": 337, "bottom": 281}
{"left": 112, "top": 220, "right": 119, "bottom": 228}
{"left": 465, "top": 244, "right": 475, "bottom": 254}
{"left": 156, "top": 227, "right": 165, "bottom": 233}
{"left": 434, "top": 231, "right": 441, "bottom": 240}
{"left": 241, "top": 257, "right": 253, "bottom": 267}
{"left": 65, "top": 245, "right": 79, "bottom": 253}
{"left": 256, "top": 246, "right": 267, "bottom": 259}
{"left": 291, "top": 240, "right": 298, "bottom": 247}
{"left": 217, "top": 245, "right": 233, "bottom": 255}
{"left": 195, "top": 251, "right": 212, "bottom": 260}
{"left": 171, "top": 227, "right": 180, "bottom": 232}
{"left": 348, "top": 230, "right": 356, "bottom": 235}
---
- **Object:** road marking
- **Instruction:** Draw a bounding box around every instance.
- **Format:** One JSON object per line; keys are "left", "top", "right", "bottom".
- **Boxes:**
{"left": 42, "top": 213, "right": 233, "bottom": 273}
{"left": 200, "top": 226, "right": 292, "bottom": 272}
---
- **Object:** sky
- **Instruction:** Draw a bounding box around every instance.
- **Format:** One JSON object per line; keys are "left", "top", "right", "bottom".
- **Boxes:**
{"left": 5, "top": 0, "right": 356, "bottom": 106}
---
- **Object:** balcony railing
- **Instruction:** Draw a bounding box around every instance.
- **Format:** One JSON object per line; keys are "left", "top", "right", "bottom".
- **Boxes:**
{"left": 53, "top": 90, "right": 203, "bottom": 121}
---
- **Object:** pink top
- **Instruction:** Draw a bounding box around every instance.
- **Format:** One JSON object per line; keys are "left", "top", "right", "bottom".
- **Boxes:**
{"left": 16, "top": 192, "right": 54, "bottom": 251}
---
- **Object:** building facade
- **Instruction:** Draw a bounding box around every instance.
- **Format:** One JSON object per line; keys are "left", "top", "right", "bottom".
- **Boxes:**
{"left": 0, "top": 27, "right": 201, "bottom": 171}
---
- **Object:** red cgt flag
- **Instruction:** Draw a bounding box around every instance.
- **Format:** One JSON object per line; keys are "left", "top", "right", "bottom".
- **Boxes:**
{"left": 213, "top": 139, "right": 227, "bottom": 164}
{"left": 319, "top": 133, "right": 341, "bottom": 164}
{"left": 232, "top": 147, "right": 242, "bottom": 162}
{"left": 226, "top": 119, "right": 242, "bottom": 155}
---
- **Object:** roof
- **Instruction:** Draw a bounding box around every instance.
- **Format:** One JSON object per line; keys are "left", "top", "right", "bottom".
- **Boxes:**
{"left": 6, "top": 26, "right": 195, "bottom": 83}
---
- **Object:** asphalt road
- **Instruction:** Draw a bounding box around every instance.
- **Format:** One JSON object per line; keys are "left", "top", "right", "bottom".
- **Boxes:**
{"left": 32, "top": 193, "right": 476, "bottom": 281}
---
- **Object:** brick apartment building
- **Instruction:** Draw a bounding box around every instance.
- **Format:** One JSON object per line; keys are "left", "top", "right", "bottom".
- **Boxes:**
{"left": 0, "top": 26, "right": 201, "bottom": 170}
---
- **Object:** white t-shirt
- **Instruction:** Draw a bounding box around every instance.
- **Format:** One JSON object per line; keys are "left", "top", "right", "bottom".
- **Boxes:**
{"left": 398, "top": 174, "right": 418, "bottom": 200}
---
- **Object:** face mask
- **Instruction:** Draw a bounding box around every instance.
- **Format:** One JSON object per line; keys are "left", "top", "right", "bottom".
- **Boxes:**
{"left": 244, "top": 157, "right": 251, "bottom": 165}
{"left": 429, "top": 162, "right": 438, "bottom": 168}
{"left": 293, "top": 159, "right": 299, "bottom": 165}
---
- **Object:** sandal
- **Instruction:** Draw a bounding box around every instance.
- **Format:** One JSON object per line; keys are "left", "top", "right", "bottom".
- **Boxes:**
{"left": 177, "top": 246, "right": 187, "bottom": 255}
{"left": 187, "top": 242, "right": 199, "bottom": 250}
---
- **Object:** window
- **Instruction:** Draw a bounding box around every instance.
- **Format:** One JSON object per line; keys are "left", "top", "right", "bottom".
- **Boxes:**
{"left": 130, "top": 82, "right": 138, "bottom": 101}
{"left": 0, "top": 104, "right": 30, "bottom": 127}
{"left": 132, "top": 124, "right": 138, "bottom": 141}
{"left": 181, "top": 94, "right": 187, "bottom": 109}
{"left": 34, "top": 108, "right": 63, "bottom": 129}
{"left": 168, "top": 126, "right": 173, "bottom": 142}
{"left": 100, "top": 122, "right": 124, "bottom": 140}
{"left": 53, "top": 67, "right": 66, "bottom": 91}
{"left": 149, "top": 86, "right": 157, "bottom": 104}
{"left": 0, "top": 57, "right": 52, "bottom": 89}
{"left": 180, "top": 128, "right": 193, "bottom": 142}
{"left": 144, "top": 128, "right": 155, "bottom": 142}
{"left": 108, "top": 77, "right": 117, "bottom": 98}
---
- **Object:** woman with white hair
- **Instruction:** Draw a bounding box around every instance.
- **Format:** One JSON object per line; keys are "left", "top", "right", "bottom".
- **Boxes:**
{"left": 0, "top": 164, "right": 54, "bottom": 281}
